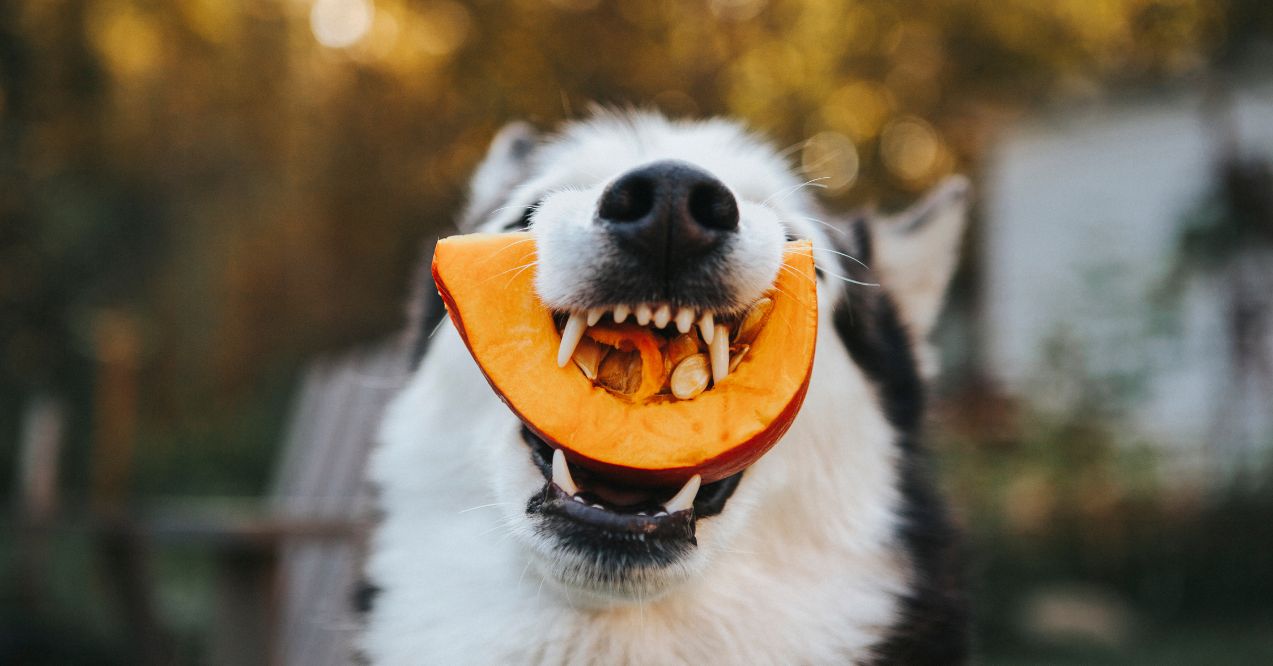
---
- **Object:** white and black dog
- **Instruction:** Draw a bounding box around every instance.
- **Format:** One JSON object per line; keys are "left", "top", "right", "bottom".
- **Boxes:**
{"left": 360, "top": 112, "right": 970, "bottom": 665}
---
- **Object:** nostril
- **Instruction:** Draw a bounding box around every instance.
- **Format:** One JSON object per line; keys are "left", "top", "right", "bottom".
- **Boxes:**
{"left": 599, "top": 175, "right": 655, "bottom": 223}
{"left": 687, "top": 182, "right": 739, "bottom": 231}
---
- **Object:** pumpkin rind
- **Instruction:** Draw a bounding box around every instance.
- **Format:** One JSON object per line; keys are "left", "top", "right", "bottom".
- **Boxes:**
{"left": 432, "top": 232, "right": 818, "bottom": 487}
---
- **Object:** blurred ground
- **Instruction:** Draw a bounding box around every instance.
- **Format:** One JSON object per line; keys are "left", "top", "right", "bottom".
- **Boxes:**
{"left": 3, "top": 0, "right": 1273, "bottom": 663}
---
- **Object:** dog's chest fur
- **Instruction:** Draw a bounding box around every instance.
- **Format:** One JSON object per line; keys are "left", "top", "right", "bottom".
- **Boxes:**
{"left": 363, "top": 292, "right": 928, "bottom": 665}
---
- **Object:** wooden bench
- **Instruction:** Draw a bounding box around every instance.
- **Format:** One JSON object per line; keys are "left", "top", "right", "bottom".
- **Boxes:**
{"left": 265, "top": 339, "right": 410, "bottom": 665}
{"left": 15, "top": 338, "right": 412, "bottom": 665}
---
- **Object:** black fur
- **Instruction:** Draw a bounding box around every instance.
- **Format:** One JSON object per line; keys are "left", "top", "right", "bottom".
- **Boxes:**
{"left": 833, "top": 219, "right": 969, "bottom": 665}
{"left": 526, "top": 485, "right": 698, "bottom": 571}
{"left": 352, "top": 580, "right": 381, "bottom": 615}
{"left": 558, "top": 235, "right": 755, "bottom": 315}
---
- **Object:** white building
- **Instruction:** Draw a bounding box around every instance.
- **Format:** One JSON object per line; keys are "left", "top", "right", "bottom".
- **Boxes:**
{"left": 981, "top": 79, "right": 1273, "bottom": 479}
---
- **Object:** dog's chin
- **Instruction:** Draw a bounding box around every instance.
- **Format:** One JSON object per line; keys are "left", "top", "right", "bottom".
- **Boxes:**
{"left": 509, "top": 428, "right": 744, "bottom": 605}
{"left": 525, "top": 534, "right": 705, "bottom": 606}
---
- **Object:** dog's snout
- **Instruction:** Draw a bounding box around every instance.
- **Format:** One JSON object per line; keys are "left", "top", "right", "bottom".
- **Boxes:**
{"left": 598, "top": 160, "right": 738, "bottom": 270}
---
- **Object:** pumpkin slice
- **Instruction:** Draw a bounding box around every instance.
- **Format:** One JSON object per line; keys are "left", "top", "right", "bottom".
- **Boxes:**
{"left": 432, "top": 232, "right": 817, "bottom": 486}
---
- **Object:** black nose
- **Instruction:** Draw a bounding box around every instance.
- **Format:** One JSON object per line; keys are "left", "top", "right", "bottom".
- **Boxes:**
{"left": 597, "top": 160, "right": 738, "bottom": 273}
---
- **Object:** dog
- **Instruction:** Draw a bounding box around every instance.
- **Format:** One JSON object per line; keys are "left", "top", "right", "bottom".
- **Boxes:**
{"left": 360, "top": 111, "right": 970, "bottom": 665}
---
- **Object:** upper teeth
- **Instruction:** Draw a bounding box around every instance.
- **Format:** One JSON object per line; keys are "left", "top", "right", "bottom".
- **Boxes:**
{"left": 675, "top": 307, "right": 694, "bottom": 334}
{"left": 552, "top": 447, "right": 703, "bottom": 517}
{"left": 698, "top": 312, "right": 715, "bottom": 346}
{"left": 556, "top": 312, "right": 588, "bottom": 367}
{"left": 653, "top": 304, "right": 672, "bottom": 328}
{"left": 555, "top": 304, "right": 734, "bottom": 382}
{"left": 709, "top": 322, "right": 730, "bottom": 384}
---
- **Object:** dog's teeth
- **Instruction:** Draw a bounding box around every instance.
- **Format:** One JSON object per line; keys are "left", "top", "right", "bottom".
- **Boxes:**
{"left": 572, "top": 495, "right": 586, "bottom": 504}
{"left": 635, "top": 304, "right": 653, "bottom": 326}
{"left": 655, "top": 510, "right": 669, "bottom": 517}
{"left": 698, "top": 312, "right": 715, "bottom": 346}
{"left": 586, "top": 307, "right": 605, "bottom": 327}
{"left": 653, "top": 304, "right": 672, "bottom": 328}
{"left": 613, "top": 304, "right": 631, "bottom": 323}
{"left": 557, "top": 312, "right": 588, "bottom": 367}
{"left": 710, "top": 323, "right": 730, "bottom": 383}
{"left": 551, "top": 449, "right": 579, "bottom": 496}
{"left": 637, "top": 511, "right": 648, "bottom": 516}
{"left": 591, "top": 503, "right": 603, "bottom": 509}
{"left": 663, "top": 475, "right": 701, "bottom": 514}
{"left": 675, "top": 307, "right": 694, "bottom": 334}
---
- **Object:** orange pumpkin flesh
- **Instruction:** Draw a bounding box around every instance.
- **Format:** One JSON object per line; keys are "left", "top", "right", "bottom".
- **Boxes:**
{"left": 581, "top": 323, "right": 667, "bottom": 401}
{"left": 432, "top": 232, "right": 818, "bottom": 487}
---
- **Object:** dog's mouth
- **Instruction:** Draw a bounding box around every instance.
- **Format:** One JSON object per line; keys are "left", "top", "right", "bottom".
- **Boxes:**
{"left": 554, "top": 299, "right": 773, "bottom": 401}
{"left": 522, "top": 427, "right": 743, "bottom": 548}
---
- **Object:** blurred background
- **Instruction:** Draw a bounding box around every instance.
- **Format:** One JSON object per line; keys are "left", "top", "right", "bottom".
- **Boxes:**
{"left": 3, "top": 0, "right": 1272, "bottom": 663}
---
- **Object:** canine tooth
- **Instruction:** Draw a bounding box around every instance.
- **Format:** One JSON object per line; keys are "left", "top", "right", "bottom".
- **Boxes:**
{"left": 655, "top": 510, "right": 668, "bottom": 517}
{"left": 637, "top": 511, "right": 649, "bottom": 516}
{"left": 698, "top": 312, "right": 715, "bottom": 346}
{"left": 557, "top": 312, "right": 588, "bottom": 367}
{"left": 675, "top": 307, "right": 695, "bottom": 333}
{"left": 710, "top": 323, "right": 730, "bottom": 384}
{"left": 552, "top": 449, "right": 579, "bottom": 496}
{"left": 587, "top": 307, "right": 605, "bottom": 326}
{"left": 636, "top": 304, "right": 653, "bottom": 326}
{"left": 653, "top": 304, "right": 672, "bottom": 328}
{"left": 663, "top": 475, "right": 701, "bottom": 514}
{"left": 613, "top": 304, "right": 631, "bottom": 323}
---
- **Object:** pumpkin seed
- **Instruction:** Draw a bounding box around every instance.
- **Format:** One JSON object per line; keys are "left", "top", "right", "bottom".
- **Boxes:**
{"left": 665, "top": 333, "right": 701, "bottom": 369}
{"left": 670, "top": 354, "right": 711, "bottom": 400}
{"left": 734, "top": 297, "right": 773, "bottom": 345}
{"left": 571, "top": 337, "right": 608, "bottom": 381}
{"left": 728, "top": 344, "right": 750, "bottom": 373}
{"left": 595, "top": 349, "right": 643, "bottom": 395}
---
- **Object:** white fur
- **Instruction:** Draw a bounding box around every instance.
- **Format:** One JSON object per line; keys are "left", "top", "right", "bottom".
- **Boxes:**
{"left": 530, "top": 114, "right": 793, "bottom": 314}
{"left": 871, "top": 176, "right": 970, "bottom": 379}
{"left": 362, "top": 113, "right": 959, "bottom": 665}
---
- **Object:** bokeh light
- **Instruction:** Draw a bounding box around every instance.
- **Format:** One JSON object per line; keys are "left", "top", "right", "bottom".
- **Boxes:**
{"left": 801, "top": 131, "right": 860, "bottom": 195}
{"left": 310, "top": 0, "right": 374, "bottom": 49}
{"left": 880, "top": 115, "right": 946, "bottom": 187}
{"left": 820, "top": 80, "right": 894, "bottom": 142}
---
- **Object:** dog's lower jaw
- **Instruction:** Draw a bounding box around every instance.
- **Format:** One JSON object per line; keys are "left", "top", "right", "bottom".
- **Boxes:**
{"left": 526, "top": 553, "right": 698, "bottom": 608}
{"left": 518, "top": 506, "right": 717, "bottom": 607}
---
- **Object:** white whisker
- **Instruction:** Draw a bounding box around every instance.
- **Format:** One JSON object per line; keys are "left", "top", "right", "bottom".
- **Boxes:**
{"left": 762, "top": 177, "right": 829, "bottom": 207}
{"left": 459, "top": 502, "right": 517, "bottom": 514}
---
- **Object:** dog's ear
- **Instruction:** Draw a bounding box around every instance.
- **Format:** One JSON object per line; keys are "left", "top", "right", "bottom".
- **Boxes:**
{"left": 460, "top": 121, "right": 538, "bottom": 230}
{"left": 869, "top": 176, "right": 970, "bottom": 376}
